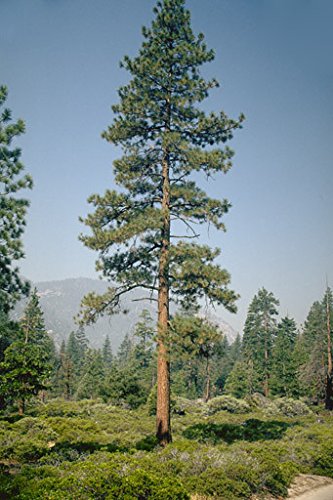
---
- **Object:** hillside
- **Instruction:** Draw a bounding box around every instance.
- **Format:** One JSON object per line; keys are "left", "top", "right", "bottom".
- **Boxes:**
{"left": 14, "top": 278, "right": 238, "bottom": 350}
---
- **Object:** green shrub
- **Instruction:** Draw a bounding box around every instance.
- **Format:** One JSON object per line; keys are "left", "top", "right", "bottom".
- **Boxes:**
{"left": 206, "top": 396, "right": 251, "bottom": 415}
{"left": 7, "top": 459, "right": 189, "bottom": 499}
{"left": 186, "top": 468, "right": 251, "bottom": 499}
{"left": 274, "top": 398, "right": 312, "bottom": 417}
{"left": 0, "top": 418, "right": 57, "bottom": 461}
{"left": 250, "top": 394, "right": 312, "bottom": 418}
{"left": 172, "top": 397, "right": 204, "bottom": 416}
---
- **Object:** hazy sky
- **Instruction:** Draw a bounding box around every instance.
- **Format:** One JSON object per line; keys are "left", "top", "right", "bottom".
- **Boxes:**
{"left": 1, "top": 0, "right": 332, "bottom": 333}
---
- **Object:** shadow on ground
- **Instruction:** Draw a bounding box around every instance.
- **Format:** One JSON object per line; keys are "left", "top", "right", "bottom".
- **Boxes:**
{"left": 183, "top": 418, "right": 295, "bottom": 444}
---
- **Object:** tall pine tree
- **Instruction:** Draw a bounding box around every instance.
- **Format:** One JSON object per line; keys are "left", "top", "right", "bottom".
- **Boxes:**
{"left": 242, "top": 288, "right": 279, "bottom": 397}
{"left": 0, "top": 85, "right": 32, "bottom": 314}
{"left": 271, "top": 316, "right": 299, "bottom": 397}
{"left": 79, "top": 0, "right": 243, "bottom": 444}
{"left": 300, "top": 288, "right": 333, "bottom": 408}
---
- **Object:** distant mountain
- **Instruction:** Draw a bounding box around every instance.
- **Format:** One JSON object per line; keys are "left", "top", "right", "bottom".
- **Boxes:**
{"left": 14, "top": 278, "right": 239, "bottom": 350}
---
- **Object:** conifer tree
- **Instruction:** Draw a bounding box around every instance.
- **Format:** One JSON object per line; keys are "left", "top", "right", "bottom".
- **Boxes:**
{"left": 0, "top": 85, "right": 33, "bottom": 313}
{"left": 102, "top": 335, "right": 113, "bottom": 369}
{"left": 324, "top": 287, "right": 333, "bottom": 410}
{"left": 242, "top": 288, "right": 279, "bottom": 397}
{"left": 0, "top": 289, "right": 51, "bottom": 413}
{"left": 57, "top": 340, "right": 74, "bottom": 400}
{"left": 170, "top": 313, "right": 222, "bottom": 401}
{"left": 214, "top": 335, "right": 240, "bottom": 394}
{"left": 271, "top": 317, "right": 299, "bottom": 397}
{"left": 79, "top": 0, "right": 243, "bottom": 444}
{"left": 117, "top": 333, "right": 134, "bottom": 367}
{"left": 76, "top": 349, "right": 105, "bottom": 400}
{"left": 66, "top": 329, "right": 88, "bottom": 379}
{"left": 133, "top": 309, "right": 156, "bottom": 391}
{"left": 300, "top": 288, "right": 333, "bottom": 408}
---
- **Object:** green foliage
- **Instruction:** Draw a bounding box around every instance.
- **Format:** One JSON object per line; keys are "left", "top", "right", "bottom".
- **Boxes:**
{"left": 170, "top": 313, "right": 224, "bottom": 400}
{"left": 0, "top": 341, "right": 51, "bottom": 409}
{"left": 298, "top": 288, "right": 333, "bottom": 404}
{"left": 0, "top": 417, "right": 56, "bottom": 461}
{"left": 0, "top": 290, "right": 52, "bottom": 412}
{"left": 75, "top": 349, "right": 105, "bottom": 400}
{"left": 242, "top": 288, "right": 279, "bottom": 396}
{"left": 2, "top": 398, "right": 333, "bottom": 498}
{"left": 186, "top": 469, "right": 251, "bottom": 499}
{"left": 224, "top": 359, "right": 260, "bottom": 398}
{"left": 103, "top": 364, "right": 148, "bottom": 409}
{"left": 272, "top": 398, "right": 312, "bottom": 417}
{"left": 205, "top": 395, "right": 251, "bottom": 415}
{"left": 0, "top": 85, "right": 32, "bottom": 314}
{"left": 271, "top": 317, "right": 299, "bottom": 397}
{"left": 102, "top": 334, "right": 113, "bottom": 368}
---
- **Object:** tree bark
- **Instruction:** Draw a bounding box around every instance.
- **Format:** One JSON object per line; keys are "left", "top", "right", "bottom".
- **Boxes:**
{"left": 263, "top": 345, "right": 269, "bottom": 397}
{"left": 18, "top": 398, "right": 25, "bottom": 415}
{"left": 325, "top": 290, "right": 333, "bottom": 410}
{"left": 203, "top": 356, "right": 211, "bottom": 402}
{"left": 156, "top": 125, "right": 172, "bottom": 445}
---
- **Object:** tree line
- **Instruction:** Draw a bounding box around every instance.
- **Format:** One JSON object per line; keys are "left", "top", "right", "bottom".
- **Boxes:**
{"left": 1, "top": 285, "right": 332, "bottom": 414}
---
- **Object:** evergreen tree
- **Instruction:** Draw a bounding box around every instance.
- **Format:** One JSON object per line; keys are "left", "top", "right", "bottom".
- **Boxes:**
{"left": 103, "top": 364, "right": 147, "bottom": 409}
{"left": 76, "top": 349, "right": 105, "bottom": 400}
{"left": 0, "top": 312, "right": 21, "bottom": 409}
{"left": 66, "top": 328, "right": 88, "bottom": 383}
{"left": 324, "top": 287, "right": 333, "bottom": 410}
{"left": 170, "top": 313, "right": 223, "bottom": 401}
{"left": 56, "top": 340, "right": 74, "bottom": 400}
{"left": 0, "top": 85, "right": 33, "bottom": 313}
{"left": 0, "top": 290, "right": 51, "bottom": 413}
{"left": 75, "top": 325, "right": 89, "bottom": 353}
{"left": 117, "top": 333, "right": 134, "bottom": 367}
{"left": 242, "top": 288, "right": 279, "bottom": 397}
{"left": 271, "top": 317, "right": 299, "bottom": 397}
{"left": 133, "top": 309, "right": 156, "bottom": 392}
{"left": 214, "top": 335, "right": 240, "bottom": 394}
{"left": 300, "top": 288, "right": 333, "bottom": 408}
{"left": 102, "top": 335, "right": 113, "bottom": 369}
{"left": 224, "top": 359, "right": 259, "bottom": 398}
{"left": 79, "top": 0, "right": 243, "bottom": 444}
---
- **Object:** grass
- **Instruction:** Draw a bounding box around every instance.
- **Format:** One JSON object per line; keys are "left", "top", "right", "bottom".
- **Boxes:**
{"left": 0, "top": 397, "right": 332, "bottom": 498}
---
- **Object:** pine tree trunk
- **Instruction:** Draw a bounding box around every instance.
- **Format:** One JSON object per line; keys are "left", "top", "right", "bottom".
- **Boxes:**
{"left": 204, "top": 357, "right": 211, "bottom": 402}
{"left": 325, "top": 291, "right": 333, "bottom": 410}
{"left": 263, "top": 346, "right": 269, "bottom": 397}
{"left": 156, "top": 130, "right": 172, "bottom": 445}
{"left": 263, "top": 325, "right": 270, "bottom": 397}
{"left": 18, "top": 398, "right": 25, "bottom": 415}
{"left": 325, "top": 375, "right": 333, "bottom": 410}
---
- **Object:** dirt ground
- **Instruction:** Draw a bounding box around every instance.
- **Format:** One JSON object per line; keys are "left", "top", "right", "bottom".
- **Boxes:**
{"left": 250, "top": 474, "right": 333, "bottom": 500}
{"left": 287, "top": 475, "right": 333, "bottom": 499}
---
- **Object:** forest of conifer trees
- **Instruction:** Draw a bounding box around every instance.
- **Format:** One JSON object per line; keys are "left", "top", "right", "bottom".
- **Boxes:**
{"left": 2, "top": 286, "right": 332, "bottom": 415}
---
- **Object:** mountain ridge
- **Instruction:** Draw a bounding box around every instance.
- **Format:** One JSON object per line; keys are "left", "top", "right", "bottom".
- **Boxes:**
{"left": 14, "top": 277, "right": 239, "bottom": 350}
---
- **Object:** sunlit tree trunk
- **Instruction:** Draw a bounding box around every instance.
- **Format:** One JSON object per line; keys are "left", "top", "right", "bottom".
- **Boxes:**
{"left": 325, "top": 290, "right": 333, "bottom": 410}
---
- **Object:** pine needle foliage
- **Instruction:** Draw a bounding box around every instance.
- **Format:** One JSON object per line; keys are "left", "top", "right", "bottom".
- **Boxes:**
{"left": 0, "top": 86, "right": 33, "bottom": 313}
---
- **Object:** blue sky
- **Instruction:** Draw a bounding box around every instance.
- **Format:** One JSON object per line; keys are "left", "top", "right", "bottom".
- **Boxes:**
{"left": 1, "top": 0, "right": 332, "bottom": 333}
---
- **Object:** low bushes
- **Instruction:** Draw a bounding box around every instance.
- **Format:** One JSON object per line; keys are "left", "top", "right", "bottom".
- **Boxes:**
{"left": 205, "top": 395, "right": 251, "bottom": 415}
{"left": 0, "top": 397, "right": 332, "bottom": 499}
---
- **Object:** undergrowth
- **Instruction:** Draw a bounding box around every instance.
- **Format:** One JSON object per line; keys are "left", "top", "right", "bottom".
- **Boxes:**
{"left": 0, "top": 396, "right": 332, "bottom": 499}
